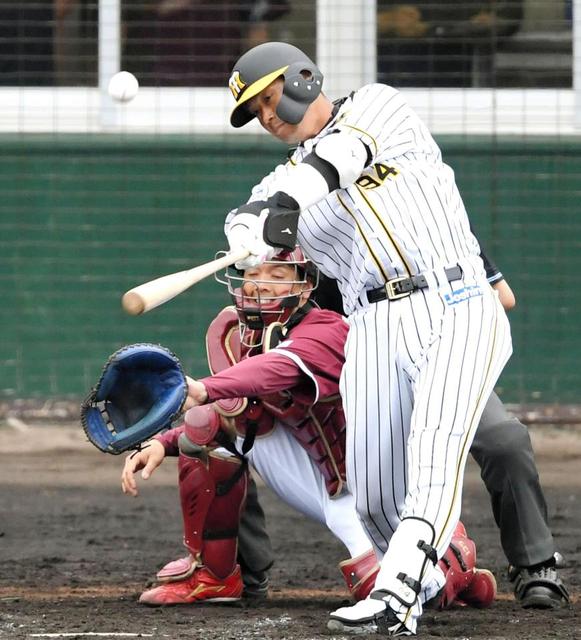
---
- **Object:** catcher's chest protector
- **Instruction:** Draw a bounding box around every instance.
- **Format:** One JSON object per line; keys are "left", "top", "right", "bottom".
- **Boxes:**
{"left": 206, "top": 307, "right": 347, "bottom": 497}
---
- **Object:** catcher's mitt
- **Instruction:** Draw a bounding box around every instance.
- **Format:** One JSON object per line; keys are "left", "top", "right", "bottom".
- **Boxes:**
{"left": 80, "top": 343, "right": 188, "bottom": 454}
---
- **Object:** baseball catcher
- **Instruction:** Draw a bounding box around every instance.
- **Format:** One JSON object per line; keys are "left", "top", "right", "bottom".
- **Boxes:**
{"left": 81, "top": 343, "right": 188, "bottom": 455}
{"left": 117, "top": 249, "right": 495, "bottom": 610}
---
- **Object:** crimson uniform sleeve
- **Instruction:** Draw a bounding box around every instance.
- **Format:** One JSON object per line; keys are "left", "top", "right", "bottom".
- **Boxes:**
{"left": 201, "top": 308, "right": 347, "bottom": 406}
{"left": 201, "top": 352, "right": 304, "bottom": 402}
{"left": 154, "top": 424, "right": 184, "bottom": 456}
{"left": 267, "top": 308, "right": 348, "bottom": 404}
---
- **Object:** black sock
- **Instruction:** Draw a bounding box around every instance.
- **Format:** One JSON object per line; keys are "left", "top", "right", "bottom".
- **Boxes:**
{"left": 526, "top": 557, "right": 556, "bottom": 572}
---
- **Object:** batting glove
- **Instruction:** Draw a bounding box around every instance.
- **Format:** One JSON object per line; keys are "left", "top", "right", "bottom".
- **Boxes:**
{"left": 227, "top": 207, "right": 277, "bottom": 270}
{"left": 226, "top": 192, "right": 301, "bottom": 269}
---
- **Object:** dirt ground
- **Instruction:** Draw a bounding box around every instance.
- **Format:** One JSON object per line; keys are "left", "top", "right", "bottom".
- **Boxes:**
{"left": 0, "top": 422, "right": 579, "bottom": 640}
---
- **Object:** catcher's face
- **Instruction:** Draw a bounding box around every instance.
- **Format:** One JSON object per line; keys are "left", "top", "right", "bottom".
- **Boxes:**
{"left": 248, "top": 78, "right": 332, "bottom": 144}
{"left": 227, "top": 259, "right": 316, "bottom": 346}
{"left": 242, "top": 262, "right": 311, "bottom": 306}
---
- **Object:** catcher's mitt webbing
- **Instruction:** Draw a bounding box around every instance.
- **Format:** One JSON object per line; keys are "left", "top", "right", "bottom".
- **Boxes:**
{"left": 81, "top": 343, "right": 187, "bottom": 454}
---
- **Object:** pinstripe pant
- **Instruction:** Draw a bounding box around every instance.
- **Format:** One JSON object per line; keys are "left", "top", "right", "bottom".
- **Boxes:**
{"left": 340, "top": 272, "right": 512, "bottom": 629}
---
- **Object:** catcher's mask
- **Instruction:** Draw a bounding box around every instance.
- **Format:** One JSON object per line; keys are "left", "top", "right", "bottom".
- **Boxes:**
{"left": 228, "top": 42, "right": 323, "bottom": 128}
{"left": 216, "top": 247, "right": 319, "bottom": 347}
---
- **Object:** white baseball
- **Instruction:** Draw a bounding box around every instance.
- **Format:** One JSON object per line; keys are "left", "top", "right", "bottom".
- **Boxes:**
{"left": 108, "top": 71, "right": 139, "bottom": 103}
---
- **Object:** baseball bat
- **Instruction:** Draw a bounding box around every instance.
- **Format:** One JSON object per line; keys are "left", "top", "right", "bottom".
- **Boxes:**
{"left": 121, "top": 248, "right": 250, "bottom": 316}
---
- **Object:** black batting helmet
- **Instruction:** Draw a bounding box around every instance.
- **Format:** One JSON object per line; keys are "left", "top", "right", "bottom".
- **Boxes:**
{"left": 228, "top": 42, "right": 323, "bottom": 128}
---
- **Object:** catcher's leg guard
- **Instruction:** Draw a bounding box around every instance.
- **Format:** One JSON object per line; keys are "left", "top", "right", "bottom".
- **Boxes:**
{"left": 201, "top": 452, "right": 248, "bottom": 578}
{"left": 339, "top": 549, "right": 380, "bottom": 601}
{"left": 436, "top": 521, "right": 496, "bottom": 609}
{"left": 157, "top": 439, "right": 248, "bottom": 583}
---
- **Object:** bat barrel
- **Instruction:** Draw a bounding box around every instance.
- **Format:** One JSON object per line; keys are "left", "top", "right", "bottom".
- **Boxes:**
{"left": 122, "top": 291, "right": 146, "bottom": 316}
{"left": 120, "top": 248, "right": 250, "bottom": 316}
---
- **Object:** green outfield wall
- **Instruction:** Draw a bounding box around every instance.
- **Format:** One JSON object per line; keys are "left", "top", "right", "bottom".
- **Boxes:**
{"left": 1, "top": 134, "right": 579, "bottom": 404}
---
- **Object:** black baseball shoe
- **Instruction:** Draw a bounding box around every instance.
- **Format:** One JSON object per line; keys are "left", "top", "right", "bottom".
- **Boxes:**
{"left": 509, "top": 562, "right": 570, "bottom": 609}
{"left": 241, "top": 570, "right": 269, "bottom": 600}
{"left": 327, "top": 597, "right": 412, "bottom": 636}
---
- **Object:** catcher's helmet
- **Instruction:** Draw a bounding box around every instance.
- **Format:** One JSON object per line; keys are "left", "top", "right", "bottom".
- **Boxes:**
{"left": 228, "top": 42, "right": 323, "bottom": 128}
{"left": 217, "top": 248, "right": 319, "bottom": 347}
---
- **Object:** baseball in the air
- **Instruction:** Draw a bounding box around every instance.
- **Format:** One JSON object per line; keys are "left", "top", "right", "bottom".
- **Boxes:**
{"left": 108, "top": 71, "right": 139, "bottom": 103}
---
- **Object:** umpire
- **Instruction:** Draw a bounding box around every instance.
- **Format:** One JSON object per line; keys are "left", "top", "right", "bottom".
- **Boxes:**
{"left": 313, "top": 253, "right": 569, "bottom": 610}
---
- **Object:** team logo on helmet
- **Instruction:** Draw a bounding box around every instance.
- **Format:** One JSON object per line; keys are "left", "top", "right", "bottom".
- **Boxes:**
{"left": 229, "top": 71, "right": 246, "bottom": 101}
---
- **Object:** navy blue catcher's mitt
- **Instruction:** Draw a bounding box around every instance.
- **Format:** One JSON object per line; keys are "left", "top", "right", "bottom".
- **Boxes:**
{"left": 80, "top": 344, "right": 188, "bottom": 454}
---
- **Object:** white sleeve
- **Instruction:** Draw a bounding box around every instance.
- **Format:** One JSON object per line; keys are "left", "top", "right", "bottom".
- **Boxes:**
{"left": 248, "top": 162, "right": 296, "bottom": 202}
{"left": 224, "top": 162, "right": 292, "bottom": 230}
{"left": 333, "top": 83, "right": 425, "bottom": 163}
{"left": 226, "top": 157, "right": 330, "bottom": 216}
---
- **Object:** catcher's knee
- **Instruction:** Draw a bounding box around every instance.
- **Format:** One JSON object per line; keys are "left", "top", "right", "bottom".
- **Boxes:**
{"left": 183, "top": 404, "right": 223, "bottom": 447}
{"left": 178, "top": 432, "right": 204, "bottom": 458}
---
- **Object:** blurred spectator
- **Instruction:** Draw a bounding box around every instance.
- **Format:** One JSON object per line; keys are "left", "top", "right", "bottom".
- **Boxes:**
{"left": 0, "top": 0, "right": 96, "bottom": 87}
{"left": 123, "top": 1, "right": 290, "bottom": 87}
{"left": 377, "top": 0, "right": 523, "bottom": 87}
{"left": 54, "top": 0, "right": 98, "bottom": 86}
{"left": 0, "top": 1, "right": 55, "bottom": 85}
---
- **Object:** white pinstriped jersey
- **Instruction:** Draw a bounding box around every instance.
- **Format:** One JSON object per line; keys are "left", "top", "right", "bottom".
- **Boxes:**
{"left": 244, "top": 83, "right": 483, "bottom": 315}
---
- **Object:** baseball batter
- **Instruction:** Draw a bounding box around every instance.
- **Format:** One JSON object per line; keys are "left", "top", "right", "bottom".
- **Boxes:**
{"left": 223, "top": 43, "right": 513, "bottom": 635}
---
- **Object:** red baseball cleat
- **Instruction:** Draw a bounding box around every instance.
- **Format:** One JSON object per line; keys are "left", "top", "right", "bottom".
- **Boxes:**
{"left": 458, "top": 568, "right": 497, "bottom": 608}
{"left": 139, "top": 565, "right": 243, "bottom": 606}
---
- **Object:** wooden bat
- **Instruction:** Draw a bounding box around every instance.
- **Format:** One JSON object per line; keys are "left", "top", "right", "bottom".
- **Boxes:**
{"left": 122, "top": 248, "right": 250, "bottom": 316}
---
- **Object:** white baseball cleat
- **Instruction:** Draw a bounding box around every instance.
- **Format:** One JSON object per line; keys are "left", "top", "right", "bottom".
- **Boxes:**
{"left": 327, "top": 597, "right": 412, "bottom": 636}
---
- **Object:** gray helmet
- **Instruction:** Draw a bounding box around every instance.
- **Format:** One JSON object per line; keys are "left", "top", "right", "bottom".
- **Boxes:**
{"left": 228, "top": 42, "right": 323, "bottom": 128}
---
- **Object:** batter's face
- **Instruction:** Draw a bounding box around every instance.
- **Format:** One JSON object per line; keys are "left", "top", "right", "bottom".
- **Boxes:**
{"left": 247, "top": 78, "right": 332, "bottom": 144}
{"left": 242, "top": 262, "right": 310, "bottom": 306}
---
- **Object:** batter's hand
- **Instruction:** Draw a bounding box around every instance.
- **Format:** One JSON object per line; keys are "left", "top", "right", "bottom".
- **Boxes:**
{"left": 121, "top": 439, "right": 166, "bottom": 497}
{"left": 226, "top": 207, "right": 277, "bottom": 269}
{"left": 184, "top": 375, "right": 209, "bottom": 410}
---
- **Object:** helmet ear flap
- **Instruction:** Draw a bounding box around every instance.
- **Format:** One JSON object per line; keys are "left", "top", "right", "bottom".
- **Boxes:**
{"left": 277, "top": 61, "right": 323, "bottom": 124}
{"left": 283, "top": 61, "right": 323, "bottom": 100}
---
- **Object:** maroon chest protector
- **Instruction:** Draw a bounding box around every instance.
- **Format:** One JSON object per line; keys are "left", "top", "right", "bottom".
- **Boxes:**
{"left": 206, "top": 307, "right": 347, "bottom": 497}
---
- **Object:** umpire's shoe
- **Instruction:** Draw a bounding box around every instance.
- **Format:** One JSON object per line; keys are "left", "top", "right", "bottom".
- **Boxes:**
{"left": 242, "top": 570, "right": 269, "bottom": 600}
{"left": 327, "top": 596, "right": 412, "bottom": 637}
{"left": 509, "top": 562, "right": 570, "bottom": 609}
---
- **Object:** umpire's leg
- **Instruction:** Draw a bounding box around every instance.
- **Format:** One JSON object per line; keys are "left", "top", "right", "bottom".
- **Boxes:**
{"left": 237, "top": 474, "right": 274, "bottom": 597}
{"left": 470, "top": 391, "right": 554, "bottom": 567}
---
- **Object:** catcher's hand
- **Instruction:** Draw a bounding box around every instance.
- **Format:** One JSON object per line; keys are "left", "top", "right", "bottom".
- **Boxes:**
{"left": 184, "top": 375, "right": 208, "bottom": 410}
{"left": 121, "top": 439, "right": 166, "bottom": 497}
{"left": 80, "top": 343, "right": 188, "bottom": 454}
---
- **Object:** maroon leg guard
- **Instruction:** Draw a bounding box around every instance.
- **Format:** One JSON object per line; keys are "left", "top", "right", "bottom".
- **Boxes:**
{"left": 177, "top": 447, "right": 247, "bottom": 579}
{"left": 201, "top": 453, "right": 248, "bottom": 578}
{"left": 339, "top": 548, "right": 380, "bottom": 601}
{"left": 178, "top": 451, "right": 215, "bottom": 561}
{"left": 436, "top": 521, "right": 495, "bottom": 609}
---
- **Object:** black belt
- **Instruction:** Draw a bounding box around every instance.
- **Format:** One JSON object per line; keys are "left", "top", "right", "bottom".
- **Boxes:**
{"left": 366, "top": 265, "right": 463, "bottom": 303}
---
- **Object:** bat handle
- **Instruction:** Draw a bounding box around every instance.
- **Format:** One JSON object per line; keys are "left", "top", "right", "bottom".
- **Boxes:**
{"left": 221, "top": 248, "right": 252, "bottom": 268}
